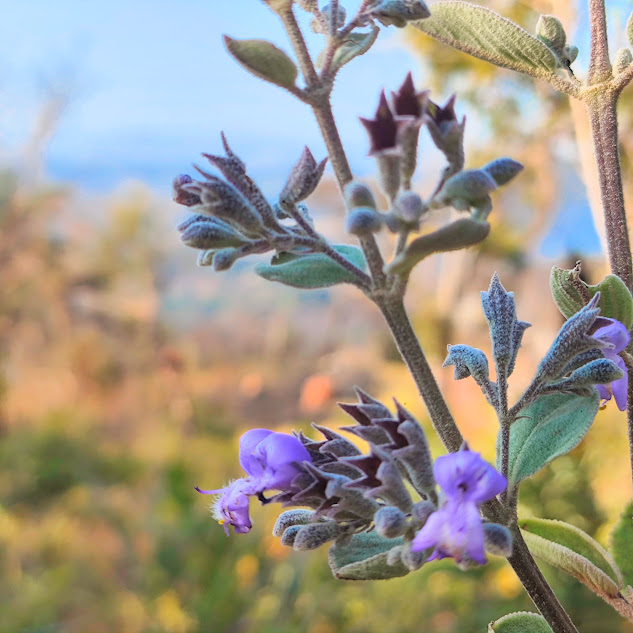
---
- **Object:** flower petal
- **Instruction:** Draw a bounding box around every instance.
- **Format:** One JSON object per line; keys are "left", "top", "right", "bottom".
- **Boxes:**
{"left": 593, "top": 318, "right": 631, "bottom": 354}
{"left": 239, "top": 429, "right": 274, "bottom": 476}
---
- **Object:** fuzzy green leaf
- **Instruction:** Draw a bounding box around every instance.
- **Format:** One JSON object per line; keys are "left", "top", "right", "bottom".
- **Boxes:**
{"left": 611, "top": 501, "right": 633, "bottom": 587}
{"left": 498, "top": 391, "right": 599, "bottom": 488}
{"left": 224, "top": 36, "right": 298, "bottom": 90}
{"left": 316, "top": 28, "right": 379, "bottom": 73}
{"left": 521, "top": 518, "right": 622, "bottom": 598}
{"left": 550, "top": 266, "right": 633, "bottom": 329}
{"left": 328, "top": 532, "right": 409, "bottom": 580}
{"left": 412, "top": 1, "right": 558, "bottom": 78}
{"left": 521, "top": 518, "right": 623, "bottom": 588}
{"left": 627, "top": 12, "right": 633, "bottom": 48}
{"left": 255, "top": 244, "right": 366, "bottom": 288}
{"left": 488, "top": 611, "right": 552, "bottom": 633}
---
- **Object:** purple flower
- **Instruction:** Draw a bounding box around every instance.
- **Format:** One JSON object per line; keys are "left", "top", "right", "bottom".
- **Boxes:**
{"left": 411, "top": 500, "right": 486, "bottom": 565}
{"left": 592, "top": 318, "right": 630, "bottom": 411}
{"left": 197, "top": 429, "right": 311, "bottom": 534}
{"left": 411, "top": 449, "right": 506, "bottom": 566}
{"left": 433, "top": 450, "right": 507, "bottom": 504}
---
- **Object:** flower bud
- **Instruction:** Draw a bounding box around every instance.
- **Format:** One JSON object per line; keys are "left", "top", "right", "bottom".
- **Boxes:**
{"left": 374, "top": 506, "right": 408, "bottom": 539}
{"left": 280, "top": 525, "right": 302, "bottom": 546}
{"left": 273, "top": 509, "right": 316, "bottom": 537}
{"left": 482, "top": 158, "right": 524, "bottom": 186}
{"left": 614, "top": 48, "right": 633, "bottom": 75}
{"left": 443, "top": 344, "right": 490, "bottom": 382}
{"left": 483, "top": 523, "right": 513, "bottom": 557}
{"left": 536, "top": 15, "right": 566, "bottom": 54}
{"left": 180, "top": 220, "right": 248, "bottom": 249}
{"left": 411, "top": 499, "right": 436, "bottom": 527}
{"left": 344, "top": 181, "right": 377, "bottom": 210}
{"left": 213, "top": 247, "right": 242, "bottom": 272}
{"left": 345, "top": 207, "right": 383, "bottom": 235}
{"left": 564, "top": 44, "right": 579, "bottom": 64}
{"left": 280, "top": 147, "right": 327, "bottom": 206}
{"left": 173, "top": 174, "right": 202, "bottom": 207}
{"left": 393, "top": 191, "right": 425, "bottom": 225}
{"left": 401, "top": 542, "right": 427, "bottom": 571}
{"left": 311, "top": 3, "right": 346, "bottom": 34}
{"left": 197, "top": 250, "right": 216, "bottom": 267}
{"left": 293, "top": 521, "right": 348, "bottom": 550}
{"left": 437, "top": 170, "right": 497, "bottom": 208}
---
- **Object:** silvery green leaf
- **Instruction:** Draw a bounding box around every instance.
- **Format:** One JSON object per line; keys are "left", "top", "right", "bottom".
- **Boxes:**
{"left": 386, "top": 218, "right": 490, "bottom": 276}
{"left": 255, "top": 244, "right": 367, "bottom": 288}
{"left": 328, "top": 532, "right": 409, "bottom": 580}
{"left": 610, "top": 501, "right": 633, "bottom": 587}
{"left": 521, "top": 517, "right": 622, "bottom": 598}
{"left": 224, "top": 36, "right": 298, "bottom": 90}
{"left": 316, "top": 28, "right": 379, "bottom": 72}
{"left": 412, "top": 1, "right": 558, "bottom": 78}
{"left": 498, "top": 392, "right": 599, "bottom": 488}
{"left": 627, "top": 12, "right": 633, "bottom": 48}
{"left": 488, "top": 612, "right": 552, "bottom": 633}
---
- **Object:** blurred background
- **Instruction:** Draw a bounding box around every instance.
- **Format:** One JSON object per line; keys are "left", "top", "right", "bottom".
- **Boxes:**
{"left": 1, "top": 0, "right": 633, "bottom": 631}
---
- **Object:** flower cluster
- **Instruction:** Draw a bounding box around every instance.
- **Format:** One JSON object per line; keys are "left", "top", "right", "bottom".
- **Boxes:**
{"left": 198, "top": 390, "right": 509, "bottom": 580}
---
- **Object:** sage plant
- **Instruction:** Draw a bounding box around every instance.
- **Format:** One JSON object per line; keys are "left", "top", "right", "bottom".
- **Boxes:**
{"left": 173, "top": 1, "right": 633, "bottom": 631}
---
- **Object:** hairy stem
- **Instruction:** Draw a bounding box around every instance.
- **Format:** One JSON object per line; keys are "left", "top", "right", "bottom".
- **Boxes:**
{"left": 586, "top": 96, "right": 633, "bottom": 289}
{"left": 587, "top": 0, "right": 612, "bottom": 85}
{"left": 279, "top": 8, "right": 577, "bottom": 630}
{"left": 508, "top": 525, "right": 581, "bottom": 633}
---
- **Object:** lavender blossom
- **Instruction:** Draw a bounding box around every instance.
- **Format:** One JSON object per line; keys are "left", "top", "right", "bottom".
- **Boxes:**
{"left": 197, "top": 429, "right": 311, "bottom": 534}
{"left": 592, "top": 318, "right": 631, "bottom": 410}
{"left": 411, "top": 450, "right": 506, "bottom": 566}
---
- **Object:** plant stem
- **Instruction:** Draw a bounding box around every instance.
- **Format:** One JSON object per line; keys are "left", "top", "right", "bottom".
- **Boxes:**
{"left": 278, "top": 8, "right": 577, "bottom": 630}
{"left": 587, "top": 0, "right": 612, "bottom": 85}
{"left": 508, "top": 525, "right": 581, "bottom": 633}
{"left": 586, "top": 96, "right": 633, "bottom": 290}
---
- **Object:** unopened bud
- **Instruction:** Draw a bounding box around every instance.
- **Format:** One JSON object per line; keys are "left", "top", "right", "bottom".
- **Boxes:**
{"left": 213, "top": 247, "right": 241, "bottom": 272}
{"left": 566, "top": 358, "right": 624, "bottom": 386}
{"left": 345, "top": 207, "right": 383, "bottom": 235}
{"left": 401, "top": 542, "right": 427, "bottom": 571}
{"left": 181, "top": 220, "right": 247, "bottom": 249}
{"left": 294, "top": 521, "right": 347, "bottom": 550}
{"left": 273, "top": 509, "right": 316, "bottom": 537}
{"left": 411, "top": 500, "right": 436, "bottom": 527}
{"left": 280, "top": 525, "right": 302, "bottom": 546}
{"left": 482, "top": 158, "right": 524, "bottom": 186}
{"left": 536, "top": 15, "right": 566, "bottom": 54}
{"left": 280, "top": 147, "right": 327, "bottom": 206}
{"left": 374, "top": 506, "right": 408, "bottom": 539}
{"left": 173, "top": 175, "right": 201, "bottom": 207}
{"left": 483, "top": 523, "right": 513, "bottom": 557}
{"left": 564, "top": 44, "right": 579, "bottom": 64}
{"left": 197, "top": 250, "right": 216, "bottom": 267}
{"left": 614, "top": 48, "right": 633, "bottom": 75}
{"left": 311, "top": 3, "right": 346, "bottom": 33}
{"left": 394, "top": 191, "right": 425, "bottom": 224}
{"left": 345, "top": 181, "right": 377, "bottom": 210}
{"left": 437, "top": 169, "right": 497, "bottom": 207}
{"left": 443, "top": 344, "right": 490, "bottom": 381}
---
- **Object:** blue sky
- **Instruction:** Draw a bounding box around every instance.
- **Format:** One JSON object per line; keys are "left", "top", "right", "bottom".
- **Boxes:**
{"left": 2, "top": 0, "right": 626, "bottom": 256}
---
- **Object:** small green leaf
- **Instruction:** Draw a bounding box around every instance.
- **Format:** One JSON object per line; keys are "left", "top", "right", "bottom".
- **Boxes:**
{"left": 224, "top": 36, "right": 298, "bottom": 90}
{"left": 255, "top": 244, "right": 366, "bottom": 288}
{"left": 550, "top": 266, "right": 633, "bottom": 329}
{"left": 317, "top": 28, "right": 380, "bottom": 73}
{"left": 412, "top": 1, "right": 558, "bottom": 78}
{"left": 521, "top": 518, "right": 622, "bottom": 598}
{"left": 328, "top": 532, "right": 409, "bottom": 580}
{"left": 385, "top": 218, "right": 490, "bottom": 276}
{"left": 521, "top": 518, "right": 623, "bottom": 588}
{"left": 488, "top": 611, "right": 552, "bottom": 633}
{"left": 611, "top": 501, "right": 633, "bottom": 587}
{"left": 626, "top": 12, "right": 633, "bottom": 48}
{"left": 498, "top": 391, "right": 599, "bottom": 488}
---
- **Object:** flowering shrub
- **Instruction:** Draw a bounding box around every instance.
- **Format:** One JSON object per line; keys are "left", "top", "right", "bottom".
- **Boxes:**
{"left": 174, "top": 1, "right": 633, "bottom": 631}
